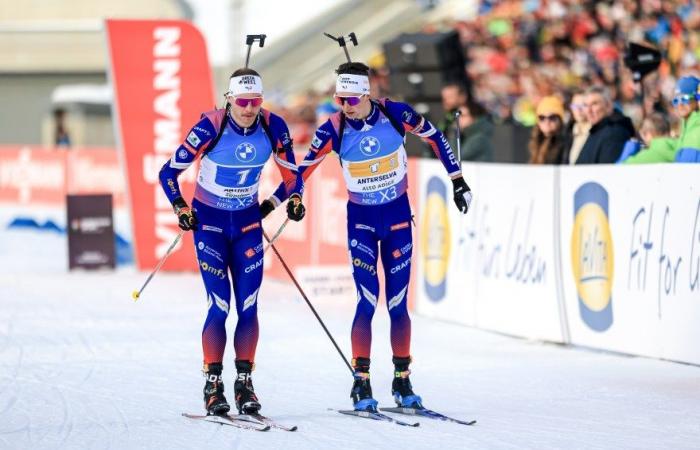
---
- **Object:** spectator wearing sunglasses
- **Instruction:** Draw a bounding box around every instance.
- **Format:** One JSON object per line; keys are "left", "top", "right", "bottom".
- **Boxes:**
{"left": 157, "top": 67, "right": 305, "bottom": 417}
{"left": 575, "top": 85, "right": 635, "bottom": 164}
{"left": 669, "top": 75, "right": 700, "bottom": 163}
{"left": 264, "top": 61, "right": 473, "bottom": 413}
{"left": 563, "top": 91, "right": 590, "bottom": 165}
{"left": 528, "top": 96, "right": 566, "bottom": 164}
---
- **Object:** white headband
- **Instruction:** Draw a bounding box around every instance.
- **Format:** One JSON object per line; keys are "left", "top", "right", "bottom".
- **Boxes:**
{"left": 227, "top": 75, "right": 263, "bottom": 96}
{"left": 336, "top": 74, "right": 370, "bottom": 95}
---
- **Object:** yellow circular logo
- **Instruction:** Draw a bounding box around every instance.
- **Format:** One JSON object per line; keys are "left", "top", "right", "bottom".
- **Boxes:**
{"left": 421, "top": 176, "right": 451, "bottom": 301}
{"left": 571, "top": 204, "right": 614, "bottom": 311}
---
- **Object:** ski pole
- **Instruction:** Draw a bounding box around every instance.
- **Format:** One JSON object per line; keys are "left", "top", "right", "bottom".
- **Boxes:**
{"left": 262, "top": 218, "right": 289, "bottom": 254}
{"left": 263, "top": 230, "right": 354, "bottom": 375}
{"left": 454, "top": 109, "right": 466, "bottom": 213}
{"left": 132, "top": 230, "right": 185, "bottom": 301}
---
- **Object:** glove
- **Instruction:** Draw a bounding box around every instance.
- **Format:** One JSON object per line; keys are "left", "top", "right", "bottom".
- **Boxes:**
{"left": 172, "top": 197, "right": 199, "bottom": 231}
{"left": 260, "top": 199, "right": 275, "bottom": 219}
{"left": 286, "top": 193, "right": 305, "bottom": 222}
{"left": 451, "top": 177, "right": 472, "bottom": 214}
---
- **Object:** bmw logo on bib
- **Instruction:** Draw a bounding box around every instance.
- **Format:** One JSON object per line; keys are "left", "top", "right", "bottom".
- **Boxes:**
{"left": 359, "top": 136, "right": 380, "bottom": 156}
{"left": 235, "top": 142, "right": 257, "bottom": 162}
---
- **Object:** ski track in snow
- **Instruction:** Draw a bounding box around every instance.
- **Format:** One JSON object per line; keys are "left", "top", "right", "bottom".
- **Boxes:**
{"left": 0, "top": 231, "right": 699, "bottom": 449}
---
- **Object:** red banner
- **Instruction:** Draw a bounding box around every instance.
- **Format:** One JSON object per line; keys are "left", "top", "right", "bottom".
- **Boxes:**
{"left": 106, "top": 19, "right": 215, "bottom": 271}
{"left": 0, "top": 146, "right": 125, "bottom": 207}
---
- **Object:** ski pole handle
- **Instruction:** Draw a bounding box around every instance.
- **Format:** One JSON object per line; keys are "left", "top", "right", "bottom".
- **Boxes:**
{"left": 454, "top": 109, "right": 462, "bottom": 167}
{"left": 132, "top": 230, "right": 184, "bottom": 301}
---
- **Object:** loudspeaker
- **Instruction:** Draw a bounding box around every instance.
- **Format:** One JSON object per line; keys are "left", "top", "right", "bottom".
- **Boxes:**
{"left": 389, "top": 71, "right": 445, "bottom": 101}
{"left": 383, "top": 31, "right": 465, "bottom": 72}
{"left": 623, "top": 42, "right": 661, "bottom": 81}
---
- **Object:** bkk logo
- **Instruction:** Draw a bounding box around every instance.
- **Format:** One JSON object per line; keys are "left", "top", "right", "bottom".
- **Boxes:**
{"left": 421, "top": 176, "right": 450, "bottom": 302}
{"left": 571, "top": 182, "right": 614, "bottom": 331}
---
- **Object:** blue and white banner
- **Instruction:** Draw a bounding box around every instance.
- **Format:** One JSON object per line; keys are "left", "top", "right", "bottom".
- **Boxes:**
{"left": 415, "top": 161, "right": 700, "bottom": 365}
{"left": 560, "top": 165, "right": 700, "bottom": 364}
{"left": 415, "top": 161, "right": 565, "bottom": 343}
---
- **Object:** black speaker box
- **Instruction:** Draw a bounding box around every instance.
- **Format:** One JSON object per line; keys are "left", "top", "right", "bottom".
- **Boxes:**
{"left": 383, "top": 30, "right": 466, "bottom": 72}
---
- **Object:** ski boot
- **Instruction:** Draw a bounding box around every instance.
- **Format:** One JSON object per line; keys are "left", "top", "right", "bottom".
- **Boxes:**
{"left": 351, "top": 357, "right": 378, "bottom": 412}
{"left": 234, "top": 360, "right": 261, "bottom": 414}
{"left": 391, "top": 356, "right": 423, "bottom": 408}
{"left": 203, "top": 362, "right": 231, "bottom": 415}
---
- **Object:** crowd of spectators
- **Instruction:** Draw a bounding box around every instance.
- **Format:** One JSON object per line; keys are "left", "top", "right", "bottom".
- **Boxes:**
{"left": 428, "top": 0, "right": 700, "bottom": 163}
{"left": 272, "top": 0, "right": 700, "bottom": 164}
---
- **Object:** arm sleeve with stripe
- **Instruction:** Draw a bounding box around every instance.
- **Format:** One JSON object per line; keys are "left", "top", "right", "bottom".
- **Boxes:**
{"left": 385, "top": 99, "right": 462, "bottom": 177}
{"left": 158, "top": 116, "right": 217, "bottom": 205}
{"left": 267, "top": 114, "right": 303, "bottom": 205}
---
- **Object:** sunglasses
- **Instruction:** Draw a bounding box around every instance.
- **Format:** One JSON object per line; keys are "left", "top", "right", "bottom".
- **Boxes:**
{"left": 232, "top": 97, "right": 263, "bottom": 108}
{"left": 672, "top": 94, "right": 695, "bottom": 107}
{"left": 538, "top": 114, "right": 560, "bottom": 122}
{"left": 334, "top": 95, "right": 364, "bottom": 106}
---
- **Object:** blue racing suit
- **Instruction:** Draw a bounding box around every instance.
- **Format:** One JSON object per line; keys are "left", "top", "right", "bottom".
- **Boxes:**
{"left": 270, "top": 98, "right": 461, "bottom": 361}
{"left": 159, "top": 107, "right": 302, "bottom": 365}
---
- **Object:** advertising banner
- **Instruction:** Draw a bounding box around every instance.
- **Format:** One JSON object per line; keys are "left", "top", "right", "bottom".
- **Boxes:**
{"left": 0, "top": 146, "right": 124, "bottom": 207}
{"left": 106, "top": 19, "right": 215, "bottom": 271}
{"left": 560, "top": 165, "right": 700, "bottom": 364}
{"left": 415, "top": 161, "right": 566, "bottom": 342}
{"left": 67, "top": 194, "right": 115, "bottom": 270}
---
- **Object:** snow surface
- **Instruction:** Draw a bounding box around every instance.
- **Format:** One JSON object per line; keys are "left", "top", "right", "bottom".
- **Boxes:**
{"left": 1, "top": 229, "right": 699, "bottom": 450}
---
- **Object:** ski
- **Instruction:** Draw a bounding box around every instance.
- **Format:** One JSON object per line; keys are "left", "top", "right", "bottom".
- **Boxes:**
{"left": 182, "top": 413, "right": 271, "bottom": 431}
{"left": 380, "top": 407, "right": 476, "bottom": 426}
{"left": 244, "top": 413, "right": 298, "bottom": 432}
{"left": 337, "top": 409, "right": 420, "bottom": 427}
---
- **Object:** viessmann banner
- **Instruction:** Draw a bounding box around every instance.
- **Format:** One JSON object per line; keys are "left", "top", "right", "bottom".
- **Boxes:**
{"left": 106, "top": 19, "right": 215, "bottom": 270}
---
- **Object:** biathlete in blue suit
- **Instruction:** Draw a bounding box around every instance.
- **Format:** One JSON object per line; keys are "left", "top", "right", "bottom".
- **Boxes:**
{"left": 159, "top": 68, "right": 306, "bottom": 416}
{"left": 261, "top": 62, "right": 473, "bottom": 412}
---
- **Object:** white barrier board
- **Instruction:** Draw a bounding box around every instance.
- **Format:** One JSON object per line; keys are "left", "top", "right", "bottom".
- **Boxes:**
{"left": 559, "top": 164, "right": 700, "bottom": 364}
{"left": 415, "top": 161, "right": 565, "bottom": 342}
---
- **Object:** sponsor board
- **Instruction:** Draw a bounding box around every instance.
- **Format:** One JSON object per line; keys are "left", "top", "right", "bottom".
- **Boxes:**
{"left": 106, "top": 19, "right": 214, "bottom": 271}
{"left": 560, "top": 165, "right": 700, "bottom": 364}
{"left": 416, "top": 162, "right": 563, "bottom": 342}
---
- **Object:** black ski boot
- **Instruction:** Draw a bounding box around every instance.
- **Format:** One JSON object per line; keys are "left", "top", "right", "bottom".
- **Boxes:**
{"left": 351, "top": 357, "right": 378, "bottom": 412}
{"left": 391, "top": 356, "right": 423, "bottom": 408}
{"left": 203, "top": 362, "right": 230, "bottom": 415}
{"left": 234, "top": 360, "right": 261, "bottom": 414}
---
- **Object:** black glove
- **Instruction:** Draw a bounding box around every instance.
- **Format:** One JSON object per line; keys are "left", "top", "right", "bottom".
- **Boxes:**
{"left": 286, "top": 193, "right": 305, "bottom": 222}
{"left": 172, "top": 197, "right": 199, "bottom": 231}
{"left": 451, "top": 177, "right": 472, "bottom": 214}
{"left": 259, "top": 199, "right": 275, "bottom": 219}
